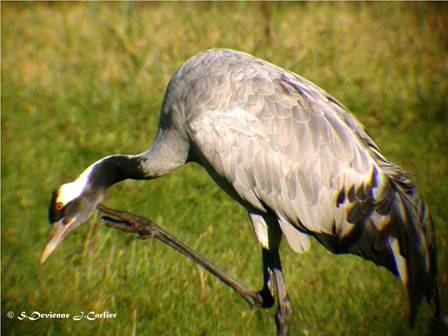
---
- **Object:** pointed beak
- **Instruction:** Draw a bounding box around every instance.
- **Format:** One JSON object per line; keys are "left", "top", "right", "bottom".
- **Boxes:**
{"left": 40, "top": 218, "right": 75, "bottom": 264}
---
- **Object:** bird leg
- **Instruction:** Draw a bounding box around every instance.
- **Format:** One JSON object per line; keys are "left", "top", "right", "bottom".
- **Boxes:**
{"left": 267, "top": 248, "right": 292, "bottom": 336}
{"left": 97, "top": 204, "right": 273, "bottom": 309}
{"left": 257, "top": 247, "right": 292, "bottom": 336}
{"left": 258, "top": 248, "right": 276, "bottom": 308}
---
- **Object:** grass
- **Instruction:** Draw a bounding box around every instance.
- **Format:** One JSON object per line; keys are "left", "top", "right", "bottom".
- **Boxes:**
{"left": 2, "top": 2, "right": 447, "bottom": 335}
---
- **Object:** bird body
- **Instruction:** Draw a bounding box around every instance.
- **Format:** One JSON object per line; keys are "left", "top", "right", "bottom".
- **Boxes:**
{"left": 42, "top": 49, "right": 440, "bottom": 333}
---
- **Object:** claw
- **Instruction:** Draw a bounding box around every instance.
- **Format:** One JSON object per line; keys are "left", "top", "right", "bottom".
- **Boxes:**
{"left": 97, "top": 204, "right": 138, "bottom": 224}
{"left": 101, "top": 216, "right": 136, "bottom": 233}
{"left": 97, "top": 204, "right": 159, "bottom": 239}
{"left": 97, "top": 204, "right": 155, "bottom": 227}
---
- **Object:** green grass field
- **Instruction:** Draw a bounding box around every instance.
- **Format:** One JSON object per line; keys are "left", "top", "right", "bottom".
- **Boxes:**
{"left": 2, "top": 2, "right": 447, "bottom": 335}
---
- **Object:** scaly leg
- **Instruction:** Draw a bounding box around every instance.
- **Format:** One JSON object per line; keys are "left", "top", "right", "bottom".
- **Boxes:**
{"left": 97, "top": 204, "right": 275, "bottom": 309}
{"left": 266, "top": 247, "right": 292, "bottom": 336}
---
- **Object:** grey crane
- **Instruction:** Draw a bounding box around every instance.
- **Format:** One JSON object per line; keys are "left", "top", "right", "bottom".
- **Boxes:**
{"left": 41, "top": 49, "right": 441, "bottom": 335}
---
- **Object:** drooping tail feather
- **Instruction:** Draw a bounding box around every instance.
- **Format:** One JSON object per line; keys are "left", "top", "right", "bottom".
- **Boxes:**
{"left": 314, "top": 163, "right": 441, "bottom": 327}
{"left": 325, "top": 95, "right": 441, "bottom": 328}
{"left": 386, "top": 171, "right": 440, "bottom": 327}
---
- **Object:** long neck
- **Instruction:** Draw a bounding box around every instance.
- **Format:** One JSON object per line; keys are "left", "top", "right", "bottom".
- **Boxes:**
{"left": 86, "top": 155, "right": 148, "bottom": 191}
{"left": 85, "top": 129, "right": 190, "bottom": 191}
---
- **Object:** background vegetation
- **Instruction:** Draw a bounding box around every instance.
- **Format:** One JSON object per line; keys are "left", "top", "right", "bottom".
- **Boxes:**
{"left": 2, "top": 2, "right": 447, "bottom": 335}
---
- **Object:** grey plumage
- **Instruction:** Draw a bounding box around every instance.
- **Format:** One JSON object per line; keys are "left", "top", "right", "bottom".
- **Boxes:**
{"left": 44, "top": 48, "right": 440, "bottom": 334}
{"left": 147, "top": 49, "right": 439, "bottom": 325}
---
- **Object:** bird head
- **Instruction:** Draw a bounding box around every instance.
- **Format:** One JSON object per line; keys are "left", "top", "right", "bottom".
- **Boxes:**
{"left": 40, "top": 155, "right": 143, "bottom": 263}
{"left": 40, "top": 172, "right": 104, "bottom": 264}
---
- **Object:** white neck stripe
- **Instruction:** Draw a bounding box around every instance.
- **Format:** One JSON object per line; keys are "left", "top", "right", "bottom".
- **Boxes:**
{"left": 56, "top": 158, "right": 105, "bottom": 205}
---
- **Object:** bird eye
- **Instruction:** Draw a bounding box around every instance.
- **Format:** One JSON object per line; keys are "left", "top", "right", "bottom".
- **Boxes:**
{"left": 56, "top": 202, "right": 64, "bottom": 211}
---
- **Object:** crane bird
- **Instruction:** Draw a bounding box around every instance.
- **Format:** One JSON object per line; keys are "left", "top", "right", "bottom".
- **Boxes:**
{"left": 41, "top": 49, "right": 441, "bottom": 335}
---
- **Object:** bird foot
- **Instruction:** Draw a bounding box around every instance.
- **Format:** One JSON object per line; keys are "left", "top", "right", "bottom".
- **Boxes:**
{"left": 97, "top": 204, "right": 160, "bottom": 239}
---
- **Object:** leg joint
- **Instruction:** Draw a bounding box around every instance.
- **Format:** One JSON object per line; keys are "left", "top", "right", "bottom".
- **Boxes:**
{"left": 257, "top": 287, "right": 275, "bottom": 308}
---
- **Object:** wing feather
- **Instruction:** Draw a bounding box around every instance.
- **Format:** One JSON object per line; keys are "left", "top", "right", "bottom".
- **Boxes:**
{"left": 186, "top": 58, "right": 388, "bottom": 254}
